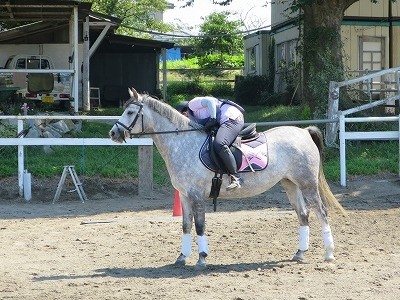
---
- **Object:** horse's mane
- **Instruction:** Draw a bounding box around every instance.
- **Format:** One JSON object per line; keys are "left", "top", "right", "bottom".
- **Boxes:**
{"left": 125, "top": 94, "right": 191, "bottom": 129}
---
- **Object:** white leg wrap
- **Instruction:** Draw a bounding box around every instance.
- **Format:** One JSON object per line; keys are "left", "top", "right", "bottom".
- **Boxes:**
{"left": 197, "top": 235, "right": 208, "bottom": 254}
{"left": 322, "top": 224, "right": 334, "bottom": 250}
{"left": 299, "top": 225, "right": 310, "bottom": 251}
{"left": 181, "top": 233, "right": 192, "bottom": 257}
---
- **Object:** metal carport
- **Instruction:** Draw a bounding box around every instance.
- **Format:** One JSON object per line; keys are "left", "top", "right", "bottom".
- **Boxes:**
{"left": 0, "top": 0, "right": 174, "bottom": 111}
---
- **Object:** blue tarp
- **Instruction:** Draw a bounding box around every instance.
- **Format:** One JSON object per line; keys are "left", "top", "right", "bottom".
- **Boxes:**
{"left": 165, "top": 48, "right": 181, "bottom": 60}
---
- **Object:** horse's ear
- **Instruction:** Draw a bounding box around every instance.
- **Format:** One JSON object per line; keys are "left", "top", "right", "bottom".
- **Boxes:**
{"left": 128, "top": 87, "right": 139, "bottom": 100}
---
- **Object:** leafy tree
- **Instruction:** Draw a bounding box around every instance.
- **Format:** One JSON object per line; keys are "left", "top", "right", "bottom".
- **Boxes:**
{"left": 193, "top": 12, "right": 243, "bottom": 56}
{"left": 192, "top": 12, "right": 244, "bottom": 69}
{"left": 83, "top": 0, "right": 172, "bottom": 37}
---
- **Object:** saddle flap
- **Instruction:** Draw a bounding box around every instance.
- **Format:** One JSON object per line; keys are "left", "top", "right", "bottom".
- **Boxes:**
{"left": 199, "top": 135, "right": 242, "bottom": 174}
{"left": 199, "top": 133, "right": 268, "bottom": 174}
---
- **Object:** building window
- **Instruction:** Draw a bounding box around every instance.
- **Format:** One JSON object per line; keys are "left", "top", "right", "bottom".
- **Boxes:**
{"left": 275, "top": 39, "right": 299, "bottom": 93}
{"left": 277, "top": 42, "right": 286, "bottom": 69}
{"left": 359, "top": 36, "right": 384, "bottom": 71}
{"left": 276, "top": 39, "right": 297, "bottom": 70}
{"left": 246, "top": 45, "right": 258, "bottom": 74}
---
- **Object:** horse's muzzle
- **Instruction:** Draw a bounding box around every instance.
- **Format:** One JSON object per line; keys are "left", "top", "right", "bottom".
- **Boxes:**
{"left": 109, "top": 128, "right": 125, "bottom": 144}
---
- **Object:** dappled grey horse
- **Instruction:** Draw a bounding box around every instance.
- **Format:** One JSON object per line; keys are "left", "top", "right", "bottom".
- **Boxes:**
{"left": 109, "top": 88, "right": 345, "bottom": 267}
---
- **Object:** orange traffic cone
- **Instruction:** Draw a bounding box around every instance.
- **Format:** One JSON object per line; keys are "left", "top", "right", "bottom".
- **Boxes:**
{"left": 172, "top": 190, "right": 182, "bottom": 217}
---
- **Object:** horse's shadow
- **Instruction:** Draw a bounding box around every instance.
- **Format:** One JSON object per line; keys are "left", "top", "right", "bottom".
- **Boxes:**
{"left": 32, "top": 259, "right": 295, "bottom": 281}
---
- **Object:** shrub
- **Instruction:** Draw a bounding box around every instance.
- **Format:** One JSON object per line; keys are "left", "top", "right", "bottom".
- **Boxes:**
{"left": 201, "top": 82, "right": 233, "bottom": 97}
{"left": 197, "top": 54, "right": 244, "bottom": 70}
{"left": 165, "top": 81, "right": 234, "bottom": 108}
{"left": 166, "top": 80, "right": 204, "bottom": 96}
{"left": 234, "top": 75, "right": 273, "bottom": 106}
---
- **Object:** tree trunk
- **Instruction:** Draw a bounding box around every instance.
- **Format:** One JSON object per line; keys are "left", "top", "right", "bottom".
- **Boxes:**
{"left": 301, "top": 1, "right": 349, "bottom": 115}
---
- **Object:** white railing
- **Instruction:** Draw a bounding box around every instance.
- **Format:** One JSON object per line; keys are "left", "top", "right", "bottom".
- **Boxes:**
{"left": 338, "top": 113, "right": 400, "bottom": 187}
{"left": 248, "top": 117, "right": 399, "bottom": 188}
{"left": 0, "top": 115, "right": 153, "bottom": 199}
{"left": 326, "top": 67, "right": 400, "bottom": 187}
{"left": 327, "top": 66, "right": 400, "bottom": 145}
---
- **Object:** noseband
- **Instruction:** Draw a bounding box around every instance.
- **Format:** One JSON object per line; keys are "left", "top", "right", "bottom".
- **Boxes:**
{"left": 114, "top": 101, "right": 143, "bottom": 142}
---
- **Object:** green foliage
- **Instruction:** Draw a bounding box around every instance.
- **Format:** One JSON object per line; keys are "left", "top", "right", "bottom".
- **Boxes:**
{"left": 84, "top": 0, "right": 172, "bottom": 37}
{"left": 81, "top": 107, "right": 124, "bottom": 117}
{"left": 302, "top": 31, "right": 344, "bottom": 116}
{"left": 197, "top": 54, "right": 244, "bottom": 70}
{"left": 234, "top": 75, "right": 274, "bottom": 106}
{"left": 166, "top": 80, "right": 234, "bottom": 107}
{"left": 167, "top": 80, "right": 204, "bottom": 96}
{"left": 164, "top": 55, "right": 242, "bottom": 83}
{"left": 299, "top": 105, "right": 312, "bottom": 120}
{"left": 0, "top": 101, "right": 21, "bottom": 115}
{"left": 0, "top": 122, "right": 19, "bottom": 137}
{"left": 165, "top": 57, "right": 199, "bottom": 69}
{"left": 204, "top": 82, "right": 233, "bottom": 97}
{"left": 192, "top": 12, "right": 244, "bottom": 58}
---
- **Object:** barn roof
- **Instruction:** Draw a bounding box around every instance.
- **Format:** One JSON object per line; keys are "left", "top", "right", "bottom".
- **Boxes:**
{"left": 0, "top": 0, "right": 92, "bottom": 22}
{"left": 0, "top": 0, "right": 174, "bottom": 49}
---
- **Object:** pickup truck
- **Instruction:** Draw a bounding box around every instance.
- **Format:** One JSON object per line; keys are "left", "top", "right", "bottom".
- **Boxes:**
{"left": 0, "top": 54, "right": 71, "bottom": 104}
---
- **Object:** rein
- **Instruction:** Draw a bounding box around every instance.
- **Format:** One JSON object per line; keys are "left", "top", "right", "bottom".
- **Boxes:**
{"left": 114, "top": 101, "right": 203, "bottom": 141}
{"left": 130, "top": 127, "right": 201, "bottom": 137}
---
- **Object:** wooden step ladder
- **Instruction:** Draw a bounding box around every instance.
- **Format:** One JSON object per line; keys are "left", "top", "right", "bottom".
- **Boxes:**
{"left": 52, "top": 165, "right": 87, "bottom": 204}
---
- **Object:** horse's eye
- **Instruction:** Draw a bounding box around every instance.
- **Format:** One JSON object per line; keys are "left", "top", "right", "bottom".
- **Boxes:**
{"left": 127, "top": 110, "right": 134, "bottom": 115}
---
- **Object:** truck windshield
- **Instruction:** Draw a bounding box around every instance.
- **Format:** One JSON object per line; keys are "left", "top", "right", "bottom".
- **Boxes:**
{"left": 14, "top": 58, "right": 51, "bottom": 69}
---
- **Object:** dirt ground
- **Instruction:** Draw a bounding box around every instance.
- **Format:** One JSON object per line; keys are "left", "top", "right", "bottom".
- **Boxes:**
{"left": 0, "top": 174, "right": 399, "bottom": 300}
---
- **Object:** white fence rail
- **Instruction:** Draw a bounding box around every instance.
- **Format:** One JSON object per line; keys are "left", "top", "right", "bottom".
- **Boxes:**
{"left": 327, "top": 66, "right": 400, "bottom": 145}
{"left": 338, "top": 114, "right": 400, "bottom": 187}
{"left": 0, "top": 115, "right": 153, "bottom": 199}
{"left": 1, "top": 112, "right": 398, "bottom": 197}
{"left": 327, "top": 66, "right": 400, "bottom": 187}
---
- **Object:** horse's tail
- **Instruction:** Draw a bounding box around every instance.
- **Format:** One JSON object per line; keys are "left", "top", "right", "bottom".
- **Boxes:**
{"left": 306, "top": 126, "right": 346, "bottom": 215}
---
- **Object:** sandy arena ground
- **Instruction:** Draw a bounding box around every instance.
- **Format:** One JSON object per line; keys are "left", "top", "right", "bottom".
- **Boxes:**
{"left": 0, "top": 174, "right": 399, "bottom": 300}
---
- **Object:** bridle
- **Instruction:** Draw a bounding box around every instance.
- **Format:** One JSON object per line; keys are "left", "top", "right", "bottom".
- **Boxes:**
{"left": 113, "top": 101, "right": 202, "bottom": 142}
{"left": 114, "top": 101, "right": 144, "bottom": 143}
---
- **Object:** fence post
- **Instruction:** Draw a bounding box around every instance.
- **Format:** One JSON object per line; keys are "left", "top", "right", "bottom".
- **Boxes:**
{"left": 326, "top": 81, "right": 340, "bottom": 146}
{"left": 339, "top": 112, "right": 347, "bottom": 187}
{"left": 17, "top": 119, "right": 24, "bottom": 197}
{"left": 138, "top": 145, "right": 153, "bottom": 196}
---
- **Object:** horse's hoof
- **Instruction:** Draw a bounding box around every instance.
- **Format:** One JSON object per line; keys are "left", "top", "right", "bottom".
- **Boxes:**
{"left": 174, "top": 253, "right": 186, "bottom": 266}
{"left": 195, "top": 261, "right": 207, "bottom": 269}
{"left": 324, "top": 254, "right": 335, "bottom": 262}
{"left": 324, "top": 248, "right": 335, "bottom": 262}
{"left": 195, "top": 252, "right": 207, "bottom": 269}
{"left": 292, "top": 249, "right": 307, "bottom": 262}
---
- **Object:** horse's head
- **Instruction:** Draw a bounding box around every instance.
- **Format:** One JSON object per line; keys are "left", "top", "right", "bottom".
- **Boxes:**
{"left": 109, "top": 87, "right": 144, "bottom": 143}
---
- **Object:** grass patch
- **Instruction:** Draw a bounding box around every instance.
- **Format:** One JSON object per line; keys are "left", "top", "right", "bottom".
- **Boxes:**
{"left": 324, "top": 141, "right": 398, "bottom": 181}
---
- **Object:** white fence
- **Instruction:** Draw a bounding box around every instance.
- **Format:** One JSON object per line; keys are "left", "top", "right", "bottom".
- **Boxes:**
{"left": 327, "top": 67, "right": 400, "bottom": 187}
{"left": 1, "top": 112, "right": 398, "bottom": 198}
{"left": 338, "top": 113, "right": 400, "bottom": 187}
{"left": 0, "top": 115, "right": 153, "bottom": 199}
